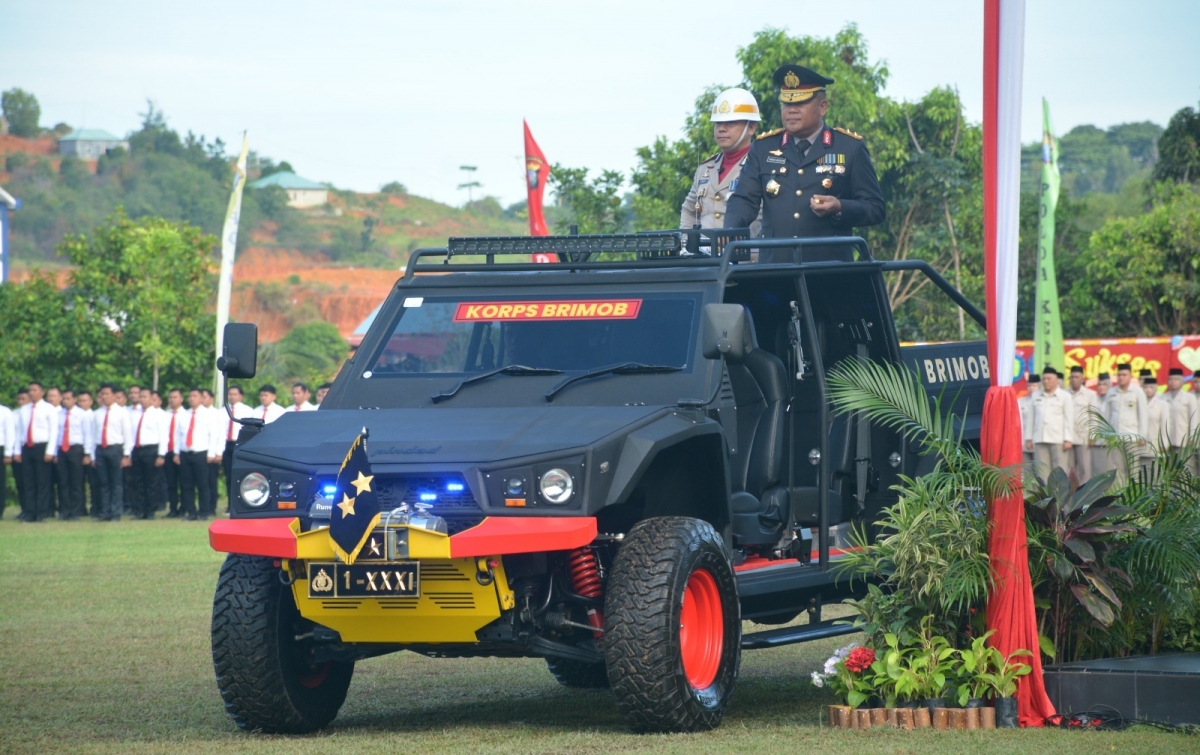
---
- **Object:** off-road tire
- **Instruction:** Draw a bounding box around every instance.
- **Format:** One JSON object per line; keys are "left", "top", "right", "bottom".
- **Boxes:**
{"left": 546, "top": 657, "right": 611, "bottom": 688}
{"left": 604, "top": 516, "right": 741, "bottom": 732}
{"left": 212, "top": 554, "right": 354, "bottom": 733}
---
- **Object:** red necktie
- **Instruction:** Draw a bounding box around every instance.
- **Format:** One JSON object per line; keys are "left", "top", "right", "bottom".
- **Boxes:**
{"left": 62, "top": 411, "right": 71, "bottom": 452}
{"left": 168, "top": 411, "right": 176, "bottom": 453}
{"left": 25, "top": 404, "right": 34, "bottom": 447}
{"left": 186, "top": 410, "right": 196, "bottom": 449}
{"left": 227, "top": 408, "right": 235, "bottom": 441}
{"left": 136, "top": 410, "right": 146, "bottom": 447}
{"left": 101, "top": 408, "right": 110, "bottom": 449}
{"left": 261, "top": 406, "right": 267, "bottom": 420}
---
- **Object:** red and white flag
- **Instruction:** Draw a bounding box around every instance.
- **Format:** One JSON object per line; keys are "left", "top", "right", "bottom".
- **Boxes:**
{"left": 524, "top": 121, "right": 554, "bottom": 263}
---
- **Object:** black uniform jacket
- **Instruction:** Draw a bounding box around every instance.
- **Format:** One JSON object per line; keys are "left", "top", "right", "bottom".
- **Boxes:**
{"left": 724, "top": 125, "right": 885, "bottom": 262}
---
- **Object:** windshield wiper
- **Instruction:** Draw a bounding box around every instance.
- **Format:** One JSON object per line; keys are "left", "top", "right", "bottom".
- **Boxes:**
{"left": 431, "top": 364, "right": 564, "bottom": 403}
{"left": 544, "top": 362, "right": 683, "bottom": 402}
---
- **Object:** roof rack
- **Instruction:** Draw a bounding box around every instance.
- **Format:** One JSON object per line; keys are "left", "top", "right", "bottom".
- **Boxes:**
{"left": 401, "top": 231, "right": 876, "bottom": 280}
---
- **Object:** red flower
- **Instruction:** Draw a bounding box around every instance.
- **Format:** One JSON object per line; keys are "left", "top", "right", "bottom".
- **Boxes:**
{"left": 844, "top": 647, "right": 876, "bottom": 674}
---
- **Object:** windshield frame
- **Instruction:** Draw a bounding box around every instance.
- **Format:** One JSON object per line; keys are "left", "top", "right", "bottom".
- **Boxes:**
{"left": 332, "top": 276, "right": 721, "bottom": 409}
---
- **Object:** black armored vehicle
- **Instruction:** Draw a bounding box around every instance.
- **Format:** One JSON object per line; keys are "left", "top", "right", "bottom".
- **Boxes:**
{"left": 208, "top": 232, "right": 990, "bottom": 734}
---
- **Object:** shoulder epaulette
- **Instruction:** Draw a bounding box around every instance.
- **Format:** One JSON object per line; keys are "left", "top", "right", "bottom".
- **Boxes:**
{"left": 756, "top": 128, "right": 783, "bottom": 141}
{"left": 834, "top": 126, "right": 863, "bottom": 140}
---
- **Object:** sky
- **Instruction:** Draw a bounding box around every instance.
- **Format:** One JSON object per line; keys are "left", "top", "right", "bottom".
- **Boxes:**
{"left": 2, "top": 0, "right": 1198, "bottom": 208}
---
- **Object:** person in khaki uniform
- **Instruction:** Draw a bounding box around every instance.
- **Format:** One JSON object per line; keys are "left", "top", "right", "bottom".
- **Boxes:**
{"left": 1019, "top": 373, "right": 1041, "bottom": 464}
{"left": 681, "top": 88, "right": 763, "bottom": 239}
{"left": 1142, "top": 375, "right": 1168, "bottom": 474}
{"left": 1067, "top": 365, "right": 1100, "bottom": 483}
{"left": 1105, "top": 363, "right": 1149, "bottom": 485}
{"left": 1092, "top": 372, "right": 1112, "bottom": 476}
{"left": 1025, "top": 367, "right": 1075, "bottom": 477}
{"left": 1162, "top": 368, "right": 1199, "bottom": 475}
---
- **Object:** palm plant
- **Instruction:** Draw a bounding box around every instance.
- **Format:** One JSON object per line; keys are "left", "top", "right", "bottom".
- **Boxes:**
{"left": 1024, "top": 468, "right": 1137, "bottom": 662}
{"left": 828, "top": 358, "right": 1015, "bottom": 640}
{"left": 1086, "top": 415, "right": 1200, "bottom": 656}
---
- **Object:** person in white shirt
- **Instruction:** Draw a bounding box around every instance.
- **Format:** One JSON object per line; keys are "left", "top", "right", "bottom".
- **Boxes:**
{"left": 1092, "top": 372, "right": 1113, "bottom": 477}
{"left": 45, "top": 386, "right": 64, "bottom": 516}
{"left": 77, "top": 390, "right": 98, "bottom": 517}
{"left": 315, "top": 382, "right": 332, "bottom": 407}
{"left": 174, "top": 388, "right": 218, "bottom": 521}
{"left": 129, "top": 389, "right": 168, "bottom": 520}
{"left": 90, "top": 383, "right": 134, "bottom": 521}
{"left": 1141, "top": 375, "right": 1168, "bottom": 475}
{"left": 12, "top": 389, "right": 30, "bottom": 516}
{"left": 14, "top": 381, "right": 59, "bottom": 522}
{"left": 1024, "top": 367, "right": 1076, "bottom": 478}
{"left": 257, "top": 384, "right": 286, "bottom": 424}
{"left": 220, "top": 385, "right": 254, "bottom": 512}
{"left": 0, "top": 400, "right": 15, "bottom": 520}
{"left": 161, "top": 389, "right": 186, "bottom": 518}
{"left": 55, "top": 389, "right": 92, "bottom": 520}
{"left": 201, "top": 389, "right": 222, "bottom": 516}
{"left": 290, "top": 382, "right": 317, "bottom": 412}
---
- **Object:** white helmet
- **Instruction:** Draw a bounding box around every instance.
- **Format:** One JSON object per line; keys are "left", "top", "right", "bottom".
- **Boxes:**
{"left": 711, "top": 88, "right": 761, "bottom": 123}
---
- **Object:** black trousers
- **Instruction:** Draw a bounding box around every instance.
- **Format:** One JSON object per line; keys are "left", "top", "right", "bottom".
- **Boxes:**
{"left": 206, "top": 456, "right": 220, "bottom": 515}
{"left": 21, "top": 443, "right": 53, "bottom": 521}
{"left": 222, "top": 441, "right": 237, "bottom": 511}
{"left": 163, "top": 454, "right": 181, "bottom": 514}
{"left": 178, "top": 451, "right": 209, "bottom": 518}
{"left": 56, "top": 445, "right": 85, "bottom": 518}
{"left": 0, "top": 446, "right": 7, "bottom": 518}
{"left": 129, "top": 445, "right": 162, "bottom": 518}
{"left": 94, "top": 445, "right": 126, "bottom": 520}
{"left": 85, "top": 463, "right": 99, "bottom": 516}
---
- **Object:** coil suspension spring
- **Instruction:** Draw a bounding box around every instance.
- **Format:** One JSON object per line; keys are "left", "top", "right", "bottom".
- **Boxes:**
{"left": 565, "top": 546, "right": 605, "bottom": 638}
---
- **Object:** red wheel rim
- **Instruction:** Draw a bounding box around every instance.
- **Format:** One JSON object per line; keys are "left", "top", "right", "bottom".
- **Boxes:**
{"left": 679, "top": 568, "right": 723, "bottom": 689}
{"left": 299, "top": 660, "right": 332, "bottom": 689}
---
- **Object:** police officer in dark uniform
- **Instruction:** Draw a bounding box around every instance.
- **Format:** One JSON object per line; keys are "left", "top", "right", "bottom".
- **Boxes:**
{"left": 724, "top": 64, "right": 885, "bottom": 262}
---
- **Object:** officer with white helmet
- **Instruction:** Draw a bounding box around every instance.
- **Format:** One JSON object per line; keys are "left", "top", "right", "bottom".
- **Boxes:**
{"left": 680, "top": 88, "right": 762, "bottom": 237}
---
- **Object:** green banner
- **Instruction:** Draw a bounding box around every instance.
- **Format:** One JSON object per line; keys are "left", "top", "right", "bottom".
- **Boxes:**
{"left": 1035, "top": 99, "right": 1064, "bottom": 375}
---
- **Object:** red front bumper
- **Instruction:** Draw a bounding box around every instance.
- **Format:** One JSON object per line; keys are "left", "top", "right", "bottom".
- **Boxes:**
{"left": 209, "top": 516, "right": 598, "bottom": 559}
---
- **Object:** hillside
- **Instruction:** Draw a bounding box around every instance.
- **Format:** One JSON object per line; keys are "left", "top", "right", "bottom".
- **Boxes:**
{"left": 0, "top": 120, "right": 528, "bottom": 342}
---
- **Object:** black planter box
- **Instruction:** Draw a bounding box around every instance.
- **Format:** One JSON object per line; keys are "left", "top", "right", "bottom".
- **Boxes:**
{"left": 1043, "top": 653, "right": 1200, "bottom": 725}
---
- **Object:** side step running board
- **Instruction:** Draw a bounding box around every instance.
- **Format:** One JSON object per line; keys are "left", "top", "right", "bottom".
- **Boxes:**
{"left": 741, "top": 620, "right": 860, "bottom": 650}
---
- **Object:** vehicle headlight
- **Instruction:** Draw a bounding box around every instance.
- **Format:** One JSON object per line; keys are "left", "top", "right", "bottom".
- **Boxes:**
{"left": 539, "top": 468, "right": 574, "bottom": 504}
{"left": 240, "top": 472, "right": 271, "bottom": 507}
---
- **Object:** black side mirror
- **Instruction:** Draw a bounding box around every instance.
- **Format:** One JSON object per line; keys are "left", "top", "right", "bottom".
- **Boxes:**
{"left": 217, "top": 322, "right": 258, "bottom": 379}
{"left": 701, "top": 303, "right": 751, "bottom": 362}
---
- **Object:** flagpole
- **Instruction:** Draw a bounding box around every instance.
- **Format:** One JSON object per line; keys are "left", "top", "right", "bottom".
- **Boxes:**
{"left": 214, "top": 133, "right": 250, "bottom": 407}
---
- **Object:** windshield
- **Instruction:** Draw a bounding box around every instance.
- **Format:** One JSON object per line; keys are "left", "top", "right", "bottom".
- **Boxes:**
{"left": 369, "top": 293, "right": 701, "bottom": 376}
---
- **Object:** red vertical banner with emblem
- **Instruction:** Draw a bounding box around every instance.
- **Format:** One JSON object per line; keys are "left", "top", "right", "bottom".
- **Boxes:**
{"left": 524, "top": 120, "right": 555, "bottom": 263}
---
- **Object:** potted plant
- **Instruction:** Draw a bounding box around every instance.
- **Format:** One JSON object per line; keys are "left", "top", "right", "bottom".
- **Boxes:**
{"left": 911, "top": 617, "right": 956, "bottom": 709}
{"left": 956, "top": 630, "right": 997, "bottom": 708}
{"left": 811, "top": 643, "right": 879, "bottom": 726}
{"left": 977, "top": 647, "right": 1033, "bottom": 728}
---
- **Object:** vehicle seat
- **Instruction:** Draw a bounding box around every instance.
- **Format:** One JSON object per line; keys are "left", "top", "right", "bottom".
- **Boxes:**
{"left": 726, "top": 315, "right": 790, "bottom": 547}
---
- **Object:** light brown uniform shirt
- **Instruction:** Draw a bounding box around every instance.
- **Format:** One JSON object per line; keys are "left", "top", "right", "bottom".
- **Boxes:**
{"left": 681, "top": 153, "right": 762, "bottom": 237}
{"left": 1163, "top": 389, "right": 1199, "bottom": 447}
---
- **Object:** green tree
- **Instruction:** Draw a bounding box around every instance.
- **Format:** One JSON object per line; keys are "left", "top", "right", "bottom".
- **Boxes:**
{"left": 1071, "top": 183, "right": 1200, "bottom": 335}
{"left": 1154, "top": 104, "right": 1200, "bottom": 184}
{"left": 2, "top": 88, "right": 41, "bottom": 138}
{"left": 60, "top": 210, "right": 217, "bottom": 391}
{"left": 0, "top": 274, "right": 110, "bottom": 400}
{"left": 256, "top": 321, "right": 347, "bottom": 391}
{"left": 548, "top": 165, "right": 627, "bottom": 234}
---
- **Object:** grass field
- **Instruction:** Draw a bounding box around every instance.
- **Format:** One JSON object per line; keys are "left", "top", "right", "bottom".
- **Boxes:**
{"left": 0, "top": 517, "right": 1190, "bottom": 755}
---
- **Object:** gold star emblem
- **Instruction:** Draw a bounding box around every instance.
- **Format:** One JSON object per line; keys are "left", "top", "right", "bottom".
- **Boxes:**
{"left": 351, "top": 472, "right": 374, "bottom": 495}
{"left": 337, "top": 493, "right": 356, "bottom": 517}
